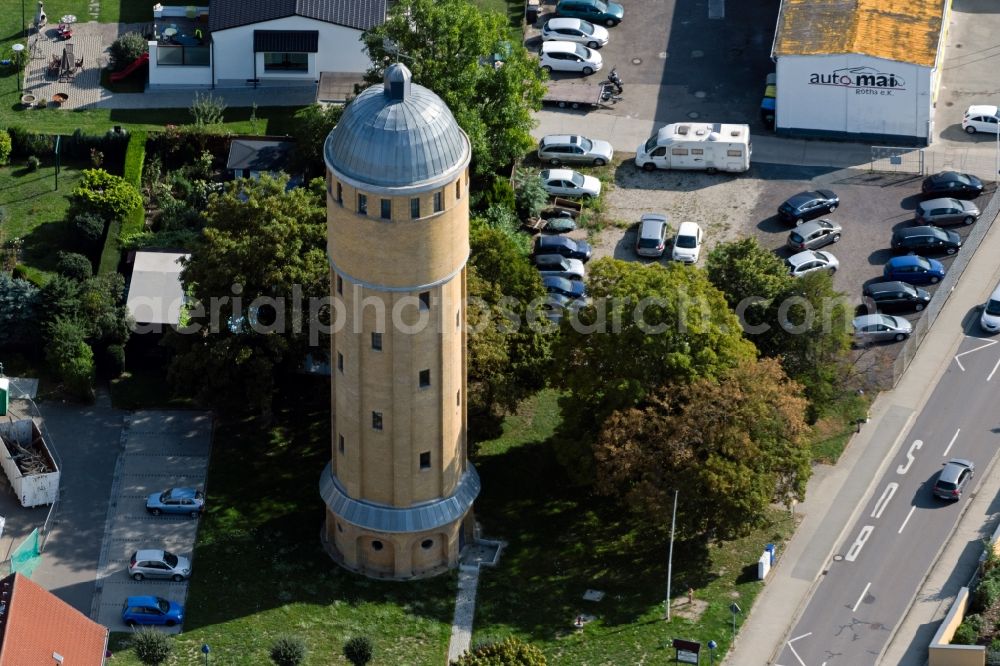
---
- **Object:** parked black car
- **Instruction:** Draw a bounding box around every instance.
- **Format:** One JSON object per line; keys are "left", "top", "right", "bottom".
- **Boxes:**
{"left": 777, "top": 189, "right": 839, "bottom": 226}
{"left": 891, "top": 225, "right": 962, "bottom": 256}
{"left": 534, "top": 235, "right": 593, "bottom": 261}
{"left": 862, "top": 281, "right": 931, "bottom": 313}
{"left": 921, "top": 171, "right": 984, "bottom": 200}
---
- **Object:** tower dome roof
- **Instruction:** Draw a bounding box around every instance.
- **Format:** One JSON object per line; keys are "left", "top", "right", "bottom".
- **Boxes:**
{"left": 324, "top": 63, "right": 471, "bottom": 192}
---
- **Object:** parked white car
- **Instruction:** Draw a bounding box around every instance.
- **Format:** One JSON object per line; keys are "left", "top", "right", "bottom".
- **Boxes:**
{"left": 981, "top": 281, "right": 1000, "bottom": 333}
{"left": 672, "top": 221, "right": 703, "bottom": 264}
{"left": 786, "top": 250, "right": 839, "bottom": 277}
{"left": 541, "top": 17, "right": 609, "bottom": 49}
{"left": 539, "top": 168, "right": 602, "bottom": 199}
{"left": 962, "top": 105, "right": 999, "bottom": 135}
{"left": 539, "top": 41, "right": 603, "bottom": 75}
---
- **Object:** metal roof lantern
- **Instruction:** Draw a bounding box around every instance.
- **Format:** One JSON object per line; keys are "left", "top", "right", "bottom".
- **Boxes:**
{"left": 324, "top": 63, "right": 471, "bottom": 193}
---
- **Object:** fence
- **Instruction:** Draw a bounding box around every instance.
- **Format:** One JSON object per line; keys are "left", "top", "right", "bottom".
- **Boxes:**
{"left": 870, "top": 146, "right": 998, "bottom": 180}
{"left": 888, "top": 188, "right": 1000, "bottom": 386}
{"left": 870, "top": 146, "right": 925, "bottom": 175}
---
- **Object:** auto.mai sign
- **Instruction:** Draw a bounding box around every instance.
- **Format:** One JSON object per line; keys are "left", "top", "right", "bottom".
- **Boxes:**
{"left": 809, "top": 66, "right": 906, "bottom": 95}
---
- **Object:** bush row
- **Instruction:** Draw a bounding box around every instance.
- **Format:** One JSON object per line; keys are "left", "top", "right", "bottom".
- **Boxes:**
{"left": 121, "top": 130, "right": 147, "bottom": 238}
{"left": 1, "top": 126, "right": 129, "bottom": 167}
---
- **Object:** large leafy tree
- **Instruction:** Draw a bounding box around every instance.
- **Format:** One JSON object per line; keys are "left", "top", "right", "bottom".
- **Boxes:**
{"left": 551, "top": 259, "right": 756, "bottom": 480}
{"left": 289, "top": 103, "right": 344, "bottom": 178}
{"left": 595, "top": 358, "right": 811, "bottom": 538}
{"left": 167, "top": 174, "right": 329, "bottom": 415}
{"left": 705, "top": 237, "right": 792, "bottom": 332}
{"left": 362, "top": 0, "right": 546, "bottom": 176}
{"left": 467, "top": 219, "right": 550, "bottom": 423}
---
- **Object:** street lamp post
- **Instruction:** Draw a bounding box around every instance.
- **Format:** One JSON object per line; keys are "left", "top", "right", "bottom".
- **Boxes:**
{"left": 707, "top": 640, "right": 717, "bottom": 665}
{"left": 664, "top": 489, "right": 678, "bottom": 620}
{"left": 11, "top": 44, "right": 24, "bottom": 92}
{"left": 201, "top": 644, "right": 210, "bottom": 666}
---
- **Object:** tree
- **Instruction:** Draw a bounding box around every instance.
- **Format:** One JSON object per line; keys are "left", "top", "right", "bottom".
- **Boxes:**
{"left": 452, "top": 637, "right": 546, "bottom": 666}
{"left": 0, "top": 274, "right": 40, "bottom": 347}
{"left": 109, "top": 32, "right": 148, "bottom": 71}
{"left": 71, "top": 169, "right": 142, "bottom": 222}
{"left": 594, "top": 358, "right": 811, "bottom": 539}
{"left": 705, "top": 237, "right": 792, "bottom": 332}
{"left": 131, "top": 627, "right": 172, "bottom": 665}
{"left": 289, "top": 104, "right": 345, "bottom": 177}
{"left": 362, "top": 0, "right": 545, "bottom": 176}
{"left": 343, "top": 636, "right": 374, "bottom": 666}
{"left": 467, "top": 219, "right": 550, "bottom": 422}
{"left": 44, "top": 316, "right": 95, "bottom": 401}
{"left": 167, "top": 174, "right": 329, "bottom": 415}
{"left": 270, "top": 635, "right": 307, "bottom": 666}
{"left": 513, "top": 169, "right": 547, "bottom": 220}
{"left": 0, "top": 129, "right": 11, "bottom": 166}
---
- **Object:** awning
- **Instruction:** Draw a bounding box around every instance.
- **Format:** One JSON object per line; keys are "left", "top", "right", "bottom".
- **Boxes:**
{"left": 253, "top": 30, "right": 319, "bottom": 53}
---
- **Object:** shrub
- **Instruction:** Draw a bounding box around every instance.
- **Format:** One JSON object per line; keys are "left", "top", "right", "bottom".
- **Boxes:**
{"left": 72, "top": 212, "right": 107, "bottom": 249}
{"left": 6, "top": 126, "right": 53, "bottom": 157}
{"left": 110, "top": 32, "right": 148, "bottom": 71}
{"left": 452, "top": 636, "right": 547, "bottom": 666}
{"left": 131, "top": 626, "right": 172, "bottom": 665}
{"left": 953, "top": 614, "right": 983, "bottom": 645}
{"left": 343, "top": 636, "right": 374, "bottom": 666}
{"left": 975, "top": 574, "right": 1000, "bottom": 612}
{"left": 26, "top": 155, "right": 40, "bottom": 171}
{"left": 0, "top": 273, "right": 40, "bottom": 346}
{"left": 269, "top": 635, "right": 307, "bottom": 666}
{"left": 480, "top": 176, "right": 516, "bottom": 212}
{"left": 0, "top": 129, "right": 11, "bottom": 166}
{"left": 35, "top": 97, "right": 47, "bottom": 109}
{"left": 989, "top": 649, "right": 1000, "bottom": 666}
{"left": 56, "top": 252, "right": 94, "bottom": 281}
{"left": 71, "top": 169, "right": 142, "bottom": 222}
{"left": 189, "top": 91, "right": 226, "bottom": 126}
{"left": 45, "top": 317, "right": 95, "bottom": 402}
{"left": 99, "top": 343, "right": 126, "bottom": 380}
{"left": 513, "top": 170, "right": 547, "bottom": 219}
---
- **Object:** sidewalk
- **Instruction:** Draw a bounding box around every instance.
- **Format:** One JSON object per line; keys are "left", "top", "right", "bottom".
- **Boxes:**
{"left": 724, "top": 199, "right": 1000, "bottom": 665}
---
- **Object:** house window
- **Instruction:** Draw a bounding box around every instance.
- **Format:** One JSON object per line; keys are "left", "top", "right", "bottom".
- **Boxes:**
{"left": 337, "top": 352, "right": 344, "bottom": 372}
{"left": 456, "top": 179, "right": 462, "bottom": 200}
{"left": 358, "top": 193, "right": 368, "bottom": 215}
{"left": 336, "top": 182, "right": 343, "bottom": 205}
{"left": 263, "top": 52, "right": 308, "bottom": 72}
{"left": 419, "top": 292, "right": 430, "bottom": 310}
{"left": 336, "top": 275, "right": 343, "bottom": 295}
{"left": 372, "top": 411, "right": 383, "bottom": 430}
{"left": 419, "top": 369, "right": 430, "bottom": 388}
{"left": 434, "top": 191, "right": 443, "bottom": 213}
{"left": 410, "top": 198, "right": 420, "bottom": 219}
{"left": 381, "top": 199, "right": 392, "bottom": 220}
{"left": 419, "top": 451, "right": 431, "bottom": 469}
{"left": 371, "top": 332, "right": 383, "bottom": 351}
{"left": 338, "top": 434, "right": 345, "bottom": 454}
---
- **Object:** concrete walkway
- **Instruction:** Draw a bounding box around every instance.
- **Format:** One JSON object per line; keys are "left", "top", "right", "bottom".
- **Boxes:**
{"left": 725, "top": 189, "right": 1000, "bottom": 664}
{"left": 446, "top": 539, "right": 505, "bottom": 662}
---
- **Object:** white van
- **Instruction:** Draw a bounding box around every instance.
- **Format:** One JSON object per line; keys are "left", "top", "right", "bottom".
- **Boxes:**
{"left": 635, "top": 122, "right": 751, "bottom": 173}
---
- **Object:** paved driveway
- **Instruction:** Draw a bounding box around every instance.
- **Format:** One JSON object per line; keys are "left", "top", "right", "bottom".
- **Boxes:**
{"left": 93, "top": 411, "right": 212, "bottom": 633}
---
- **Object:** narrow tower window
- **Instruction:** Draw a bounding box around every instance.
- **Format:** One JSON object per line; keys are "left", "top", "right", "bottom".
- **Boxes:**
{"left": 358, "top": 193, "right": 368, "bottom": 215}
{"left": 380, "top": 199, "right": 392, "bottom": 219}
{"left": 338, "top": 434, "right": 345, "bottom": 454}
{"left": 372, "top": 411, "right": 383, "bottom": 430}
{"left": 419, "top": 369, "right": 430, "bottom": 388}
{"left": 410, "top": 198, "right": 420, "bottom": 219}
{"left": 336, "top": 182, "right": 343, "bottom": 205}
{"left": 337, "top": 352, "right": 344, "bottom": 372}
{"left": 371, "top": 332, "right": 383, "bottom": 351}
{"left": 433, "top": 191, "right": 443, "bottom": 213}
{"left": 419, "top": 451, "right": 431, "bottom": 469}
{"left": 336, "top": 275, "right": 343, "bottom": 295}
{"left": 456, "top": 179, "right": 461, "bottom": 200}
{"left": 457, "top": 390, "right": 461, "bottom": 406}
{"left": 419, "top": 291, "right": 430, "bottom": 310}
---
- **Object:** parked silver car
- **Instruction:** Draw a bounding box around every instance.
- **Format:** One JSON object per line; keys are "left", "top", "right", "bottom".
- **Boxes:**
{"left": 786, "top": 250, "right": 838, "bottom": 277}
{"left": 534, "top": 254, "right": 586, "bottom": 280}
{"left": 915, "top": 197, "right": 980, "bottom": 226}
{"left": 538, "top": 134, "right": 614, "bottom": 167}
{"left": 635, "top": 213, "right": 669, "bottom": 258}
{"left": 852, "top": 314, "right": 912, "bottom": 344}
{"left": 786, "top": 219, "right": 842, "bottom": 251}
{"left": 128, "top": 549, "right": 192, "bottom": 582}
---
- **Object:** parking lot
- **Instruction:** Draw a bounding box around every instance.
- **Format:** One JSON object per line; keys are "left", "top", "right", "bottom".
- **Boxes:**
{"left": 93, "top": 411, "right": 212, "bottom": 633}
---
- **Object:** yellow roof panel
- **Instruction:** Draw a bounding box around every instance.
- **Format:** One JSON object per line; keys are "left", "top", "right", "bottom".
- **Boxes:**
{"left": 773, "top": 0, "right": 947, "bottom": 67}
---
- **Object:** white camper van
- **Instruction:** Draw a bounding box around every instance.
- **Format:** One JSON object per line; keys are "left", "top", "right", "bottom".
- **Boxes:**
{"left": 635, "top": 122, "right": 751, "bottom": 173}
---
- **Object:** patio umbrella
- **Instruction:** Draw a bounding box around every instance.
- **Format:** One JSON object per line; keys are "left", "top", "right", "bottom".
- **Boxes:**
{"left": 60, "top": 44, "right": 72, "bottom": 78}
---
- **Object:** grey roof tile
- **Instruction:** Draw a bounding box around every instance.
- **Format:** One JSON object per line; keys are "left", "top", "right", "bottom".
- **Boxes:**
{"left": 209, "top": 0, "right": 386, "bottom": 32}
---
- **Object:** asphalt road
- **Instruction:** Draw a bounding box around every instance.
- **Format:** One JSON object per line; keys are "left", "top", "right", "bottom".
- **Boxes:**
{"left": 775, "top": 333, "right": 1000, "bottom": 666}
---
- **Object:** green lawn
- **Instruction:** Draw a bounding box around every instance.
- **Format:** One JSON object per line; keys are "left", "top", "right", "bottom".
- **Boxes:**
{"left": 0, "top": 158, "right": 86, "bottom": 278}
{"left": 109, "top": 377, "right": 455, "bottom": 665}
{"left": 470, "top": 390, "right": 797, "bottom": 664}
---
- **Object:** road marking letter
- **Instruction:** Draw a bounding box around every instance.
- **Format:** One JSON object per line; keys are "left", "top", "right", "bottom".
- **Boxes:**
{"left": 897, "top": 440, "right": 923, "bottom": 475}
{"left": 871, "top": 483, "right": 898, "bottom": 519}
{"left": 845, "top": 525, "right": 874, "bottom": 562}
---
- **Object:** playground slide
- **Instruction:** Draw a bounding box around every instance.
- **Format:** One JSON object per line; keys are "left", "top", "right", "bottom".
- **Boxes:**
{"left": 110, "top": 52, "right": 149, "bottom": 83}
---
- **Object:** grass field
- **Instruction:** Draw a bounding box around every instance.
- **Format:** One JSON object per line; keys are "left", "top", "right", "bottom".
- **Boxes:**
{"left": 108, "top": 377, "right": 455, "bottom": 665}
{"left": 0, "top": 158, "right": 86, "bottom": 278}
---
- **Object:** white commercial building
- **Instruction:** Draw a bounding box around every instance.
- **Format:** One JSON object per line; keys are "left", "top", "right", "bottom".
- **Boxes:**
{"left": 771, "top": 0, "right": 951, "bottom": 145}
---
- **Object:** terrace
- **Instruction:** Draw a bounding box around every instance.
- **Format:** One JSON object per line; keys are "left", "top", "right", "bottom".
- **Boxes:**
{"left": 148, "top": 5, "right": 212, "bottom": 85}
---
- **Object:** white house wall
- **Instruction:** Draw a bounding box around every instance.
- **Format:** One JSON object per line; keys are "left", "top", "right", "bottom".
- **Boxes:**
{"left": 148, "top": 41, "right": 213, "bottom": 88}
{"left": 776, "top": 54, "right": 933, "bottom": 143}
{"left": 212, "top": 16, "right": 370, "bottom": 87}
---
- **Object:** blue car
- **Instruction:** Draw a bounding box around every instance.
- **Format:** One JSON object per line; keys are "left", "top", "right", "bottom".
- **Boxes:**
{"left": 122, "top": 596, "right": 184, "bottom": 627}
{"left": 146, "top": 487, "right": 205, "bottom": 518}
{"left": 882, "top": 255, "right": 946, "bottom": 285}
{"left": 543, "top": 276, "right": 587, "bottom": 299}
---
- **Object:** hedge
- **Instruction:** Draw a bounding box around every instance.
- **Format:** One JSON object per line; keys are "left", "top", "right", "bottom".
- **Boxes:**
{"left": 97, "top": 132, "right": 146, "bottom": 275}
